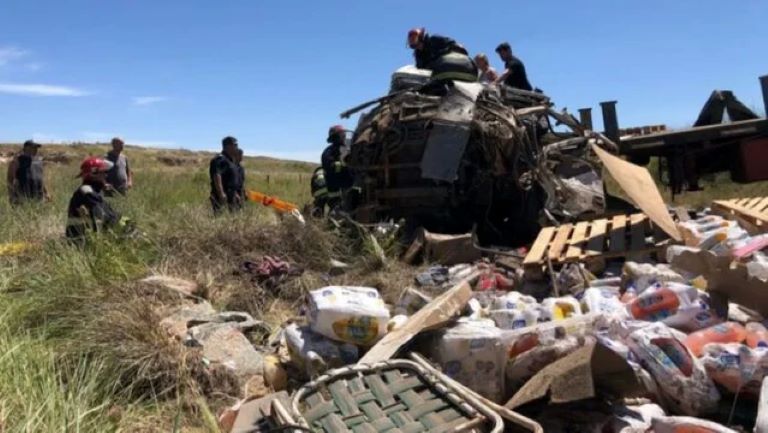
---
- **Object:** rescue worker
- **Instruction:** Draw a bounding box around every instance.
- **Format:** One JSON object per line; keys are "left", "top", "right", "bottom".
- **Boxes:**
{"left": 474, "top": 53, "right": 498, "bottom": 84}
{"left": 407, "top": 28, "right": 478, "bottom": 85}
{"left": 66, "top": 157, "right": 121, "bottom": 242}
{"left": 104, "top": 137, "right": 133, "bottom": 196}
{"left": 209, "top": 136, "right": 243, "bottom": 214}
{"left": 321, "top": 125, "right": 353, "bottom": 211}
{"left": 6, "top": 139, "right": 50, "bottom": 205}
{"left": 310, "top": 166, "right": 328, "bottom": 217}
{"left": 494, "top": 42, "right": 533, "bottom": 91}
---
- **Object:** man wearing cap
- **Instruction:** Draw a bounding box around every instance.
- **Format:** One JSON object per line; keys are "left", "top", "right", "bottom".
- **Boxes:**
{"left": 209, "top": 136, "right": 243, "bottom": 214}
{"left": 66, "top": 156, "right": 121, "bottom": 242}
{"left": 104, "top": 137, "right": 133, "bottom": 196}
{"left": 321, "top": 125, "right": 353, "bottom": 212}
{"left": 6, "top": 139, "right": 50, "bottom": 206}
{"left": 494, "top": 42, "right": 533, "bottom": 91}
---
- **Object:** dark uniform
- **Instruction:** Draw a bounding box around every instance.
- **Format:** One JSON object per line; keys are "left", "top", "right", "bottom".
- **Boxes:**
{"left": 11, "top": 154, "right": 45, "bottom": 204}
{"left": 321, "top": 145, "right": 353, "bottom": 211}
{"left": 310, "top": 167, "right": 329, "bottom": 217}
{"left": 209, "top": 153, "right": 243, "bottom": 213}
{"left": 502, "top": 55, "right": 532, "bottom": 91}
{"left": 414, "top": 34, "right": 477, "bottom": 83}
{"left": 66, "top": 181, "right": 121, "bottom": 241}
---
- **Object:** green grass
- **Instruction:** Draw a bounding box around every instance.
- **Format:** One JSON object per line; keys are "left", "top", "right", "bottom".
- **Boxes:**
{"left": 0, "top": 142, "right": 765, "bottom": 431}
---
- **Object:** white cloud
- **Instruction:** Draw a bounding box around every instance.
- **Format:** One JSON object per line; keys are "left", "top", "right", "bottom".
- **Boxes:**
{"left": 24, "top": 62, "right": 43, "bottom": 71}
{"left": 0, "top": 46, "right": 27, "bottom": 66}
{"left": 0, "top": 83, "right": 87, "bottom": 97}
{"left": 132, "top": 96, "right": 167, "bottom": 106}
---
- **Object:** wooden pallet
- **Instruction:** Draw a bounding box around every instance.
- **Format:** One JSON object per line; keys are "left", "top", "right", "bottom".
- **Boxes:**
{"left": 523, "top": 213, "right": 670, "bottom": 274}
{"left": 712, "top": 197, "right": 768, "bottom": 233}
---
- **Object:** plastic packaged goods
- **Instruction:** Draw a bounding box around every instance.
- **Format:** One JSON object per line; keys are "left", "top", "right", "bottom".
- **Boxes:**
{"left": 626, "top": 322, "right": 720, "bottom": 416}
{"left": 700, "top": 343, "right": 768, "bottom": 395}
{"left": 426, "top": 318, "right": 507, "bottom": 402}
{"left": 650, "top": 416, "right": 739, "bottom": 433}
{"left": 622, "top": 262, "right": 685, "bottom": 294}
{"left": 489, "top": 291, "right": 537, "bottom": 311}
{"left": 732, "top": 234, "right": 768, "bottom": 259}
{"left": 394, "top": 287, "right": 432, "bottom": 316}
{"left": 748, "top": 252, "right": 768, "bottom": 281}
{"left": 283, "top": 323, "right": 359, "bottom": 377}
{"left": 539, "top": 296, "right": 583, "bottom": 321}
{"left": 678, "top": 218, "right": 732, "bottom": 247}
{"left": 307, "top": 286, "right": 390, "bottom": 345}
{"left": 581, "top": 287, "right": 628, "bottom": 317}
{"left": 625, "top": 282, "right": 717, "bottom": 331}
{"left": 489, "top": 307, "right": 540, "bottom": 330}
{"left": 502, "top": 314, "right": 599, "bottom": 359}
{"left": 747, "top": 322, "right": 768, "bottom": 348}
{"left": 683, "top": 322, "right": 747, "bottom": 357}
{"left": 757, "top": 378, "right": 768, "bottom": 433}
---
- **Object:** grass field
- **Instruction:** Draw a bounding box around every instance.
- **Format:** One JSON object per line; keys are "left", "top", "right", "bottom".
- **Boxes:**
{"left": 0, "top": 142, "right": 765, "bottom": 432}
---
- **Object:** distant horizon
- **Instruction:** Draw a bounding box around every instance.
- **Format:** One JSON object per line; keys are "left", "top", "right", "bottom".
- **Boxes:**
{"left": 1, "top": 1, "right": 766, "bottom": 164}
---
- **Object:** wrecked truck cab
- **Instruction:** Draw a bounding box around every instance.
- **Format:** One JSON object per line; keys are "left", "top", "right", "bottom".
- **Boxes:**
{"left": 344, "top": 73, "right": 614, "bottom": 247}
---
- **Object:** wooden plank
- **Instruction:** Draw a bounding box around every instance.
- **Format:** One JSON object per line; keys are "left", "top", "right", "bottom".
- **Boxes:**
{"left": 609, "top": 215, "right": 627, "bottom": 253}
{"left": 548, "top": 224, "right": 574, "bottom": 261}
{"left": 360, "top": 279, "right": 473, "bottom": 364}
{"left": 523, "top": 226, "right": 556, "bottom": 266}
{"left": 565, "top": 221, "right": 590, "bottom": 260}
{"left": 585, "top": 218, "right": 607, "bottom": 257}
{"left": 754, "top": 197, "right": 768, "bottom": 213}
{"left": 746, "top": 197, "right": 764, "bottom": 209}
{"left": 737, "top": 198, "right": 752, "bottom": 206}
{"left": 629, "top": 214, "right": 648, "bottom": 251}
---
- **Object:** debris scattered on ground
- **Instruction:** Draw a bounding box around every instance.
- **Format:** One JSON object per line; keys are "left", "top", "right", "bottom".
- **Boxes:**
{"left": 141, "top": 275, "right": 202, "bottom": 298}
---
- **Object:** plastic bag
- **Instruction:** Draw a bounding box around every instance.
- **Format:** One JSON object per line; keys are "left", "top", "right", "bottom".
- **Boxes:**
{"left": 308, "top": 286, "right": 390, "bottom": 345}
{"left": 626, "top": 322, "right": 720, "bottom": 415}
{"left": 700, "top": 343, "right": 768, "bottom": 395}
{"left": 650, "top": 416, "right": 738, "bottom": 433}
{"left": 284, "top": 323, "right": 359, "bottom": 377}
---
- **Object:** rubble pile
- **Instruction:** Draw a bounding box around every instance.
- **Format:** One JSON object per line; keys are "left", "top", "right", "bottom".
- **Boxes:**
{"left": 161, "top": 207, "right": 766, "bottom": 433}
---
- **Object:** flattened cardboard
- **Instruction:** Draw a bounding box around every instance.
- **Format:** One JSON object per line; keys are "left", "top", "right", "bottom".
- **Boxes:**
{"left": 423, "top": 230, "right": 482, "bottom": 266}
{"left": 670, "top": 248, "right": 768, "bottom": 316}
{"left": 592, "top": 144, "right": 681, "bottom": 241}
{"left": 505, "top": 342, "right": 642, "bottom": 409}
{"left": 359, "top": 278, "right": 473, "bottom": 364}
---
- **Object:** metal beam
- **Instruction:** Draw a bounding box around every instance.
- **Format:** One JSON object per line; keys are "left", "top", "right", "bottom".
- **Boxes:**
{"left": 600, "top": 101, "right": 620, "bottom": 144}
{"left": 578, "top": 108, "right": 593, "bottom": 130}
{"left": 760, "top": 75, "right": 768, "bottom": 117}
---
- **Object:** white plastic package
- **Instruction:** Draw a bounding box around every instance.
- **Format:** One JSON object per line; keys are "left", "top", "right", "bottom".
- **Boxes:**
{"left": 308, "top": 286, "right": 390, "bottom": 345}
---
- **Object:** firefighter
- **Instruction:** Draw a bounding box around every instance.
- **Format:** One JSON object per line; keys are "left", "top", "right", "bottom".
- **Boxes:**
{"left": 310, "top": 166, "right": 329, "bottom": 217}
{"left": 66, "top": 157, "right": 122, "bottom": 242}
{"left": 407, "top": 28, "right": 478, "bottom": 85}
{"left": 321, "top": 125, "right": 353, "bottom": 211}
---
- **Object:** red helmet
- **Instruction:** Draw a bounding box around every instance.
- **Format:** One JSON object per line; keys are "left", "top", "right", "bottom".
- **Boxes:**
{"left": 407, "top": 27, "right": 425, "bottom": 48}
{"left": 327, "top": 125, "right": 345, "bottom": 143}
{"left": 78, "top": 156, "right": 113, "bottom": 179}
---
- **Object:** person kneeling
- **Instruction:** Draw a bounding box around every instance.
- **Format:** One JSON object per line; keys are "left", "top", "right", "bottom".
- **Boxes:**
{"left": 66, "top": 157, "right": 124, "bottom": 243}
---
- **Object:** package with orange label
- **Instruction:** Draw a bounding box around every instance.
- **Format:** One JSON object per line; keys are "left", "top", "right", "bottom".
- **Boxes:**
{"left": 308, "top": 286, "right": 390, "bottom": 346}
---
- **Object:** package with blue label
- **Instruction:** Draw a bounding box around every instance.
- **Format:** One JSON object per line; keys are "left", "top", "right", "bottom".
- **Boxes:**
{"left": 308, "top": 286, "right": 390, "bottom": 346}
{"left": 425, "top": 318, "right": 507, "bottom": 402}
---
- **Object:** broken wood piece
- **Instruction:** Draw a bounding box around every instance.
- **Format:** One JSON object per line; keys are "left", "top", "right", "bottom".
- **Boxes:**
{"left": 592, "top": 144, "right": 681, "bottom": 241}
{"left": 359, "top": 276, "right": 475, "bottom": 364}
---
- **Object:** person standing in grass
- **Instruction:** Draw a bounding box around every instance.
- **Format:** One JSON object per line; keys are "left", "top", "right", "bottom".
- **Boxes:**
{"left": 209, "top": 136, "right": 243, "bottom": 214}
{"left": 66, "top": 157, "right": 121, "bottom": 242}
{"left": 104, "top": 137, "right": 133, "bottom": 196}
{"left": 6, "top": 139, "right": 50, "bottom": 206}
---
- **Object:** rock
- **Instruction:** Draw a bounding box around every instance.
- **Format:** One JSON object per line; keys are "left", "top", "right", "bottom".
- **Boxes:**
{"left": 243, "top": 374, "right": 270, "bottom": 401}
{"left": 159, "top": 302, "right": 216, "bottom": 339}
{"left": 193, "top": 323, "right": 265, "bottom": 380}
{"left": 141, "top": 275, "right": 200, "bottom": 298}
{"left": 188, "top": 311, "right": 264, "bottom": 333}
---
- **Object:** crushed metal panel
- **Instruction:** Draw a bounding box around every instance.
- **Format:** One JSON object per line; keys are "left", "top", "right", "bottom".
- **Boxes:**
{"left": 420, "top": 121, "right": 471, "bottom": 181}
{"left": 420, "top": 87, "right": 477, "bottom": 181}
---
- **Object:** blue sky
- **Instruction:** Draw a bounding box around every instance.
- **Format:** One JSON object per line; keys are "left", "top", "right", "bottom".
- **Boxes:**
{"left": 1, "top": 1, "right": 766, "bottom": 162}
